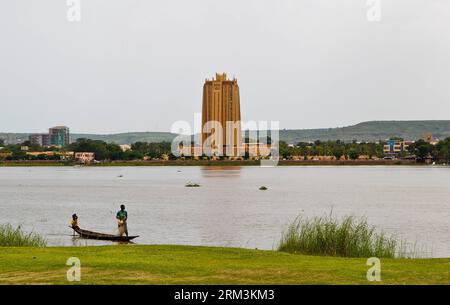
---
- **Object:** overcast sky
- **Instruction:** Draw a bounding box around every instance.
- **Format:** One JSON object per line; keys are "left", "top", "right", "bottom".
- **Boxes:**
{"left": 0, "top": 0, "right": 449, "bottom": 134}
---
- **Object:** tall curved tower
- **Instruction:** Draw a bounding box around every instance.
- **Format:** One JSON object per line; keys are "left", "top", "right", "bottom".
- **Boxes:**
{"left": 202, "top": 73, "right": 242, "bottom": 157}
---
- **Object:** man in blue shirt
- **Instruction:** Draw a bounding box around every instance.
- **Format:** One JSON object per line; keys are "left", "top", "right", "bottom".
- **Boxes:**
{"left": 116, "top": 204, "right": 128, "bottom": 237}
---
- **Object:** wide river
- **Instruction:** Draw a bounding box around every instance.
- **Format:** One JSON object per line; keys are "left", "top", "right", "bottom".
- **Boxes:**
{"left": 0, "top": 166, "right": 449, "bottom": 257}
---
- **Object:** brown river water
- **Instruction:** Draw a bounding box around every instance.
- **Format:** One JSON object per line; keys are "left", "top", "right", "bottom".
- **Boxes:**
{"left": 0, "top": 166, "right": 449, "bottom": 257}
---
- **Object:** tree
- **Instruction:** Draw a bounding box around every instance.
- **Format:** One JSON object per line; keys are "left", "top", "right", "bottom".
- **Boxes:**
{"left": 68, "top": 138, "right": 123, "bottom": 161}
{"left": 130, "top": 141, "right": 172, "bottom": 159}
{"left": 408, "top": 140, "right": 433, "bottom": 161}
{"left": 434, "top": 138, "right": 450, "bottom": 162}
{"left": 121, "top": 150, "right": 144, "bottom": 161}
{"left": 348, "top": 148, "right": 359, "bottom": 160}
{"left": 106, "top": 143, "right": 124, "bottom": 160}
{"left": 332, "top": 146, "right": 344, "bottom": 160}
{"left": 278, "top": 141, "right": 291, "bottom": 159}
{"left": 375, "top": 145, "right": 385, "bottom": 159}
{"left": 296, "top": 142, "right": 310, "bottom": 158}
{"left": 8, "top": 151, "right": 29, "bottom": 160}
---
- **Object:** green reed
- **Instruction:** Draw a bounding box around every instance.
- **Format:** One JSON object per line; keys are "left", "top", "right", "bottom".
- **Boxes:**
{"left": 0, "top": 224, "right": 47, "bottom": 247}
{"left": 278, "top": 215, "right": 418, "bottom": 258}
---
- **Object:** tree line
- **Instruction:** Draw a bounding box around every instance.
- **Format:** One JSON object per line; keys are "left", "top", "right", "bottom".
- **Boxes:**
{"left": 67, "top": 139, "right": 175, "bottom": 160}
{"left": 278, "top": 140, "right": 385, "bottom": 160}
{"left": 279, "top": 138, "right": 450, "bottom": 162}
{"left": 1, "top": 137, "right": 449, "bottom": 162}
{"left": 407, "top": 138, "right": 450, "bottom": 161}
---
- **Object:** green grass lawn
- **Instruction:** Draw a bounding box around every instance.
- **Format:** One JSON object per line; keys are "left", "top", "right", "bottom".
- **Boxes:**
{"left": 1, "top": 245, "right": 449, "bottom": 285}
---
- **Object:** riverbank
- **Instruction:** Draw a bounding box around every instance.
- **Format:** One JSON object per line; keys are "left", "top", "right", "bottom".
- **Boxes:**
{"left": 0, "top": 159, "right": 422, "bottom": 167}
{"left": 1, "top": 245, "right": 449, "bottom": 284}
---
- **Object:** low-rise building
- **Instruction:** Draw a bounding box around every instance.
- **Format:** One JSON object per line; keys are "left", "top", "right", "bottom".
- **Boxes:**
{"left": 245, "top": 143, "right": 272, "bottom": 159}
{"left": 177, "top": 145, "right": 203, "bottom": 159}
{"left": 383, "top": 140, "right": 413, "bottom": 159}
{"left": 0, "top": 152, "right": 12, "bottom": 159}
{"left": 119, "top": 144, "right": 132, "bottom": 152}
{"left": 425, "top": 133, "right": 439, "bottom": 145}
{"left": 26, "top": 151, "right": 74, "bottom": 159}
{"left": 74, "top": 152, "right": 95, "bottom": 164}
{"left": 176, "top": 143, "right": 273, "bottom": 160}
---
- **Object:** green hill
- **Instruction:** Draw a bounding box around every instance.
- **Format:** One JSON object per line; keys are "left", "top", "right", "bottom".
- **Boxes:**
{"left": 70, "top": 132, "right": 177, "bottom": 144}
{"left": 279, "top": 120, "right": 450, "bottom": 143}
{"left": 0, "top": 132, "right": 177, "bottom": 145}
{"left": 1, "top": 120, "right": 449, "bottom": 145}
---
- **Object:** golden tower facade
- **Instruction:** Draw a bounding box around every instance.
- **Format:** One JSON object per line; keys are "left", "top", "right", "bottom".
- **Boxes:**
{"left": 202, "top": 73, "right": 242, "bottom": 156}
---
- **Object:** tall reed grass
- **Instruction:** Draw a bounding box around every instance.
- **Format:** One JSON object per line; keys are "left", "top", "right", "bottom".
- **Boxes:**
{"left": 278, "top": 215, "right": 416, "bottom": 258}
{"left": 0, "top": 224, "right": 47, "bottom": 247}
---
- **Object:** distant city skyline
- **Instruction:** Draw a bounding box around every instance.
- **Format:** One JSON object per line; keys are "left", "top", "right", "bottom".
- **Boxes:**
{"left": 1, "top": 1, "right": 450, "bottom": 134}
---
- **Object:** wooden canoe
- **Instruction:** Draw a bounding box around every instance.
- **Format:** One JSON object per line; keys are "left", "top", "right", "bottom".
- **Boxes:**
{"left": 71, "top": 226, "right": 139, "bottom": 242}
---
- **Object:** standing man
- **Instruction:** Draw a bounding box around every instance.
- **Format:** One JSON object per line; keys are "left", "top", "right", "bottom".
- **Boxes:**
{"left": 116, "top": 204, "right": 128, "bottom": 237}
